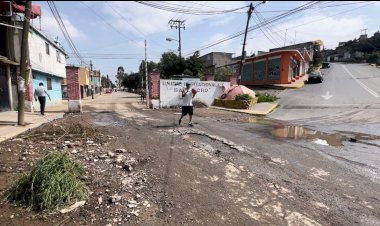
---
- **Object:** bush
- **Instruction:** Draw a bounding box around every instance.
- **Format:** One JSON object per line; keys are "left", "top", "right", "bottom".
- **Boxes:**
{"left": 256, "top": 92, "right": 279, "bottom": 103}
{"left": 235, "top": 94, "right": 253, "bottom": 101}
{"left": 6, "top": 152, "right": 88, "bottom": 210}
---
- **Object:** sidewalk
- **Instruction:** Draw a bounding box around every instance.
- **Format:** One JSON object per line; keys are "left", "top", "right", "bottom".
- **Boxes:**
{"left": 0, "top": 92, "right": 105, "bottom": 143}
{"left": 0, "top": 111, "right": 64, "bottom": 143}
{"left": 210, "top": 102, "right": 278, "bottom": 116}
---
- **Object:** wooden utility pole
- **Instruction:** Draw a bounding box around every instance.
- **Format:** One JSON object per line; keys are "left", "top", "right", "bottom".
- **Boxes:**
{"left": 145, "top": 40, "right": 149, "bottom": 108}
{"left": 169, "top": 19, "right": 185, "bottom": 58}
{"left": 18, "top": 1, "right": 32, "bottom": 125}
{"left": 238, "top": 3, "right": 254, "bottom": 85}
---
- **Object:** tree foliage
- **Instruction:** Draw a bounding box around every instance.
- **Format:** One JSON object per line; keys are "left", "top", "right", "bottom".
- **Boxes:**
{"left": 159, "top": 52, "right": 186, "bottom": 79}
{"left": 158, "top": 51, "right": 205, "bottom": 79}
{"left": 185, "top": 51, "right": 205, "bottom": 77}
{"left": 116, "top": 66, "right": 127, "bottom": 87}
{"left": 139, "top": 60, "right": 158, "bottom": 76}
{"left": 101, "top": 76, "right": 116, "bottom": 88}
{"left": 214, "top": 66, "right": 232, "bottom": 81}
{"left": 122, "top": 73, "right": 141, "bottom": 90}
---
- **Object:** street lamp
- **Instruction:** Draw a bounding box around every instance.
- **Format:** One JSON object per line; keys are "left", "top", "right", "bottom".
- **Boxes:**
{"left": 166, "top": 37, "right": 181, "bottom": 57}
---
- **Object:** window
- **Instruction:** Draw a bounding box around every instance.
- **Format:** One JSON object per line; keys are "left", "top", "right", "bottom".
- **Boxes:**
{"left": 56, "top": 50, "right": 61, "bottom": 63}
{"left": 47, "top": 78, "right": 52, "bottom": 90}
{"left": 45, "top": 42, "right": 50, "bottom": 55}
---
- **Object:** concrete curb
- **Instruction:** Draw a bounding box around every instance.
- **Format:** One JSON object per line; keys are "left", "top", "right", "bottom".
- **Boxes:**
{"left": 294, "top": 82, "right": 305, "bottom": 89}
{"left": 0, "top": 113, "right": 64, "bottom": 143}
{"left": 209, "top": 103, "right": 278, "bottom": 116}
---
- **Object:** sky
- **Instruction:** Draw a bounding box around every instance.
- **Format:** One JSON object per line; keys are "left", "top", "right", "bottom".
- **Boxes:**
{"left": 32, "top": 1, "right": 380, "bottom": 83}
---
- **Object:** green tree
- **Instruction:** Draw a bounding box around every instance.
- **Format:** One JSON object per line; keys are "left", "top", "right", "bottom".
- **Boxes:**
{"left": 183, "top": 69, "right": 193, "bottom": 76}
{"left": 185, "top": 51, "right": 205, "bottom": 77}
{"left": 122, "top": 72, "right": 141, "bottom": 90}
{"left": 214, "top": 67, "right": 232, "bottom": 81}
{"left": 101, "top": 76, "right": 116, "bottom": 88}
{"left": 367, "top": 52, "right": 379, "bottom": 63}
{"left": 116, "top": 66, "right": 127, "bottom": 87}
{"left": 139, "top": 60, "right": 158, "bottom": 76}
{"left": 159, "top": 52, "right": 186, "bottom": 79}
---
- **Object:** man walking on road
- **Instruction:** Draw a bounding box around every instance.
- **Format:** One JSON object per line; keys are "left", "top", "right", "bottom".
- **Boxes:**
{"left": 140, "top": 89, "right": 145, "bottom": 104}
{"left": 34, "top": 82, "right": 51, "bottom": 115}
{"left": 179, "top": 81, "right": 196, "bottom": 126}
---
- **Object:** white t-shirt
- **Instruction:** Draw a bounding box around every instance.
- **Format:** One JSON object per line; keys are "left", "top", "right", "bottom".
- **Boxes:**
{"left": 182, "top": 89, "right": 193, "bottom": 106}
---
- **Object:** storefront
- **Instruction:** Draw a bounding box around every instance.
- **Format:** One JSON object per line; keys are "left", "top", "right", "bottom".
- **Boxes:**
{"left": 241, "top": 50, "right": 309, "bottom": 86}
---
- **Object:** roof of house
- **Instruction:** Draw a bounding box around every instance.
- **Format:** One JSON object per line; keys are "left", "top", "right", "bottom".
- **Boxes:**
{"left": 244, "top": 49, "right": 306, "bottom": 62}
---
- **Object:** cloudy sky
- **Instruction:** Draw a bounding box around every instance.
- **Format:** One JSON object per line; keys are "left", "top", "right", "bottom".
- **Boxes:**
{"left": 33, "top": 1, "right": 380, "bottom": 83}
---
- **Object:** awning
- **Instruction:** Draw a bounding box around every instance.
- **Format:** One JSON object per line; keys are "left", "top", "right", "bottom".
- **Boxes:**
{"left": 0, "top": 2, "right": 41, "bottom": 19}
{"left": 12, "top": 3, "right": 41, "bottom": 19}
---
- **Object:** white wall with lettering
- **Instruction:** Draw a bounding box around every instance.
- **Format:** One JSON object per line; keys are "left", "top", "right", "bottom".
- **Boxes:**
{"left": 159, "top": 80, "right": 230, "bottom": 107}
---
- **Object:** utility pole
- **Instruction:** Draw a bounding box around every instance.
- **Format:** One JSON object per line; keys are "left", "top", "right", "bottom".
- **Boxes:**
{"left": 294, "top": 31, "right": 297, "bottom": 44}
{"left": 145, "top": 40, "right": 149, "bottom": 108}
{"left": 168, "top": 19, "right": 185, "bottom": 58}
{"left": 18, "top": 1, "right": 32, "bottom": 125}
{"left": 90, "top": 60, "right": 94, "bottom": 99}
{"left": 238, "top": 3, "right": 254, "bottom": 85}
{"left": 361, "top": 28, "right": 367, "bottom": 35}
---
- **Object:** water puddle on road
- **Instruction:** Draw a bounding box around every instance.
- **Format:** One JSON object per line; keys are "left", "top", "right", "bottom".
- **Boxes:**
{"left": 241, "top": 118, "right": 380, "bottom": 147}
{"left": 271, "top": 125, "right": 343, "bottom": 146}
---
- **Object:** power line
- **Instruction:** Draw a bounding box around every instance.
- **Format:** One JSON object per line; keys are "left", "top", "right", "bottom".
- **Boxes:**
{"left": 252, "top": 13, "right": 282, "bottom": 47}
{"left": 183, "top": 1, "right": 375, "bottom": 56}
{"left": 104, "top": 2, "right": 168, "bottom": 51}
{"left": 47, "top": 1, "right": 87, "bottom": 66}
{"left": 135, "top": 1, "right": 249, "bottom": 15}
{"left": 50, "top": 1, "right": 85, "bottom": 65}
{"left": 80, "top": 2, "right": 144, "bottom": 48}
{"left": 257, "top": 1, "right": 372, "bottom": 13}
{"left": 183, "top": 1, "right": 322, "bottom": 56}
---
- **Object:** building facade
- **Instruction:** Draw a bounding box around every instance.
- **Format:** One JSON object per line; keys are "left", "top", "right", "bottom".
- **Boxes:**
{"left": 79, "top": 67, "right": 89, "bottom": 98}
{"left": 29, "top": 26, "right": 67, "bottom": 109}
{"left": 199, "top": 52, "right": 234, "bottom": 75}
{"left": 90, "top": 69, "right": 101, "bottom": 94}
{"left": 240, "top": 50, "right": 310, "bottom": 86}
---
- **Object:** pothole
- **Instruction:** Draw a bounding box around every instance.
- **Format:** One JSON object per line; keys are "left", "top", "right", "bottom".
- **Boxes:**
{"left": 241, "top": 118, "right": 380, "bottom": 147}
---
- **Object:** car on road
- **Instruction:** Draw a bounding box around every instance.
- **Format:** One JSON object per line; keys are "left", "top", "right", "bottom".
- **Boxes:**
{"left": 322, "top": 62, "right": 331, "bottom": 69}
{"left": 308, "top": 71, "right": 324, "bottom": 83}
{"left": 105, "top": 88, "right": 112, "bottom": 94}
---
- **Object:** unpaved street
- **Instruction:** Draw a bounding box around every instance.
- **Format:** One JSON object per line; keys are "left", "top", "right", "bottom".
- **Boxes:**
{"left": 0, "top": 91, "right": 379, "bottom": 226}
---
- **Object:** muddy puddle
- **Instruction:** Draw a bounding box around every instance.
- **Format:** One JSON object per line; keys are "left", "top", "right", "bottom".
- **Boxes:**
{"left": 241, "top": 118, "right": 380, "bottom": 147}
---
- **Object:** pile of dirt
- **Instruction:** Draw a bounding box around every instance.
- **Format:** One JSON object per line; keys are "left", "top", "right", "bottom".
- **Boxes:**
{"left": 193, "top": 100, "right": 208, "bottom": 108}
{"left": 0, "top": 113, "right": 155, "bottom": 225}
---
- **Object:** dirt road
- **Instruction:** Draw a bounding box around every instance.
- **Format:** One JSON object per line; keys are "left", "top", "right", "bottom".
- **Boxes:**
{"left": 0, "top": 92, "right": 379, "bottom": 226}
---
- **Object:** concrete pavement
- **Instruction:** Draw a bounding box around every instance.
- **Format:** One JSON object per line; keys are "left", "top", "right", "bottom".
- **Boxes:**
{"left": 269, "top": 74, "right": 308, "bottom": 89}
{"left": 0, "top": 92, "right": 106, "bottom": 143}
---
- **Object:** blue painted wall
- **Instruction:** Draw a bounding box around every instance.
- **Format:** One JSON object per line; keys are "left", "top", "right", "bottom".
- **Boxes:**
{"left": 32, "top": 70, "right": 63, "bottom": 107}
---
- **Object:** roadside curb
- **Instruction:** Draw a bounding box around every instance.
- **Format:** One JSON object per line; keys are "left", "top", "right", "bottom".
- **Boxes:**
{"left": 0, "top": 113, "right": 64, "bottom": 143}
{"left": 209, "top": 103, "right": 278, "bottom": 116}
{"left": 294, "top": 81, "right": 305, "bottom": 89}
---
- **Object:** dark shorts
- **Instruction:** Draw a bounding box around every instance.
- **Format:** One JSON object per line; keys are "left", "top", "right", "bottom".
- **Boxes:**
{"left": 181, "top": 106, "right": 193, "bottom": 116}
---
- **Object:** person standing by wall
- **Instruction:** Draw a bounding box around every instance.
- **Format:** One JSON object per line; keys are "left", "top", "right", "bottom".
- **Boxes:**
{"left": 178, "top": 81, "right": 196, "bottom": 126}
{"left": 34, "top": 82, "right": 51, "bottom": 115}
